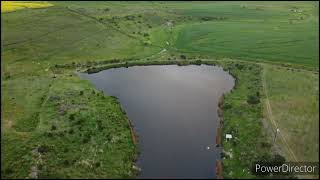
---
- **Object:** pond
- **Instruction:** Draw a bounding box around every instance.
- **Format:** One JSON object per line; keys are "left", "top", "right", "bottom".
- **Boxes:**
{"left": 79, "top": 64, "right": 234, "bottom": 179}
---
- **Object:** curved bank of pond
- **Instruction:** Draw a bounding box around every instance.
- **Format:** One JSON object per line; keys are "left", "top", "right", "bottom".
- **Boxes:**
{"left": 79, "top": 64, "right": 235, "bottom": 178}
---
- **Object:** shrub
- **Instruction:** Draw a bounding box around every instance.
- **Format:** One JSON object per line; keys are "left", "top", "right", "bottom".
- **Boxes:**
{"left": 247, "top": 94, "right": 260, "bottom": 104}
{"left": 177, "top": 61, "right": 189, "bottom": 66}
{"left": 180, "top": 54, "right": 186, "bottom": 59}
{"left": 63, "top": 160, "right": 70, "bottom": 166}
{"left": 44, "top": 132, "right": 53, "bottom": 138}
{"left": 80, "top": 91, "right": 83, "bottom": 95}
{"left": 97, "top": 120, "right": 103, "bottom": 130}
{"left": 260, "top": 141, "right": 271, "bottom": 148}
{"left": 37, "top": 145, "right": 49, "bottom": 154}
{"left": 235, "top": 63, "right": 244, "bottom": 70}
{"left": 4, "top": 168, "right": 13, "bottom": 175}
{"left": 223, "top": 103, "right": 232, "bottom": 109}
{"left": 143, "top": 41, "right": 151, "bottom": 46}
{"left": 195, "top": 59, "right": 202, "bottom": 65}
{"left": 125, "top": 15, "right": 135, "bottom": 20}
{"left": 95, "top": 162, "right": 101, "bottom": 168}
{"left": 87, "top": 67, "right": 96, "bottom": 74}
{"left": 75, "top": 119, "right": 84, "bottom": 126}
{"left": 273, "top": 154, "right": 286, "bottom": 165}
{"left": 69, "top": 113, "right": 75, "bottom": 121}
{"left": 201, "top": 17, "right": 212, "bottom": 21}
{"left": 82, "top": 133, "right": 91, "bottom": 143}
{"left": 51, "top": 124, "right": 57, "bottom": 131}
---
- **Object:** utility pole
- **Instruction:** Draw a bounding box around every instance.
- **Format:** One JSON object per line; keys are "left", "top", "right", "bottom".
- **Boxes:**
{"left": 1, "top": 9, "right": 4, "bottom": 76}
{"left": 273, "top": 128, "right": 280, "bottom": 143}
{"left": 1, "top": 11, "right": 4, "bottom": 121}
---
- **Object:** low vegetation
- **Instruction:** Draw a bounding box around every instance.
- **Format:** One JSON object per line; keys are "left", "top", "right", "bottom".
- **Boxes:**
{"left": 217, "top": 62, "right": 270, "bottom": 178}
{"left": 263, "top": 64, "right": 319, "bottom": 163}
{"left": 2, "top": 75, "right": 138, "bottom": 178}
{"left": 82, "top": 59, "right": 301, "bottom": 178}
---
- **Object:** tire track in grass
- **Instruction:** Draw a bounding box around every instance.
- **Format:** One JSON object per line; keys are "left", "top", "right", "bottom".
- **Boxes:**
{"left": 261, "top": 64, "right": 298, "bottom": 162}
{"left": 65, "top": 6, "right": 164, "bottom": 49}
{"left": 65, "top": 7, "right": 145, "bottom": 41}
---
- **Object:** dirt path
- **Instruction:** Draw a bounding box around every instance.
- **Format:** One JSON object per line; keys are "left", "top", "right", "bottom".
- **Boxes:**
{"left": 261, "top": 64, "right": 298, "bottom": 162}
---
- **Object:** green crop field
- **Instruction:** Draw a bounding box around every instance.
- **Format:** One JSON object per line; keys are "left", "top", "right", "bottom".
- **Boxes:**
{"left": 173, "top": 20, "right": 318, "bottom": 66}
{"left": 1, "top": 1, "right": 319, "bottom": 179}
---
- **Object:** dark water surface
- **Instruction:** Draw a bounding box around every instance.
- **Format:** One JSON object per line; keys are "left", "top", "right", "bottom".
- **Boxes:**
{"left": 79, "top": 65, "right": 234, "bottom": 179}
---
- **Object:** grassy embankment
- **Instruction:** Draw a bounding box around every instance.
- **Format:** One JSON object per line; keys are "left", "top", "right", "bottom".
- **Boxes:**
{"left": 77, "top": 58, "right": 273, "bottom": 179}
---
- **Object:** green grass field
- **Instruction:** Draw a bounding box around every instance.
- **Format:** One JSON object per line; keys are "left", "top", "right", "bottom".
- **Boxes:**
{"left": 263, "top": 65, "right": 319, "bottom": 162}
{"left": 150, "top": 1, "right": 319, "bottom": 67}
{"left": 173, "top": 20, "right": 318, "bottom": 66}
{"left": 1, "top": 1, "right": 319, "bottom": 179}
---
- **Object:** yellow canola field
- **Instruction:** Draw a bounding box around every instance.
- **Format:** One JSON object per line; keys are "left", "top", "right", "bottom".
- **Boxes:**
{"left": 1, "top": 1, "right": 53, "bottom": 13}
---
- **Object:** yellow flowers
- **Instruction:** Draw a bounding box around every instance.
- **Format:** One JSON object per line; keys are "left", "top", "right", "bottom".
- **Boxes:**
{"left": 1, "top": 1, "right": 53, "bottom": 13}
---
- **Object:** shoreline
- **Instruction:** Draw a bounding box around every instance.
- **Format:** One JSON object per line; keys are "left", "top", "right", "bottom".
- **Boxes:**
{"left": 79, "top": 59, "right": 237, "bottom": 179}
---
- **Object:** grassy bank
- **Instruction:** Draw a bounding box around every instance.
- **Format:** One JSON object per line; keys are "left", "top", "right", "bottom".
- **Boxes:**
{"left": 1, "top": 72, "right": 138, "bottom": 178}
{"left": 2, "top": 55, "right": 315, "bottom": 178}
{"left": 216, "top": 62, "right": 269, "bottom": 178}
{"left": 82, "top": 59, "right": 274, "bottom": 178}
{"left": 81, "top": 59, "right": 319, "bottom": 178}
{"left": 2, "top": 56, "right": 272, "bottom": 178}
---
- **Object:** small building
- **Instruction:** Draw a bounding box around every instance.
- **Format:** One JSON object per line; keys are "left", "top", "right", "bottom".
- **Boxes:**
{"left": 226, "top": 134, "right": 233, "bottom": 141}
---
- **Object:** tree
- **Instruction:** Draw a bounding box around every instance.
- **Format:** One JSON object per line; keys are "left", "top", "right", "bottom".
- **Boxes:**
{"left": 180, "top": 54, "right": 186, "bottom": 59}
{"left": 247, "top": 95, "right": 260, "bottom": 104}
